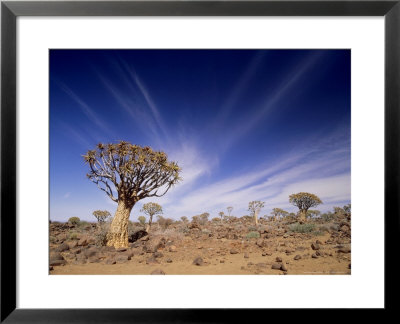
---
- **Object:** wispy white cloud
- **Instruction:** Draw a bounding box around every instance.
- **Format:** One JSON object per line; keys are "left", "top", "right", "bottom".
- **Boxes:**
{"left": 57, "top": 83, "right": 115, "bottom": 139}
{"left": 140, "top": 125, "right": 350, "bottom": 219}
{"left": 220, "top": 52, "right": 323, "bottom": 152}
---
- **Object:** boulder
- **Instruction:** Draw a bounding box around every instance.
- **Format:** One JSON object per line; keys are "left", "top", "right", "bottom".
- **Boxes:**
{"left": 56, "top": 243, "right": 70, "bottom": 252}
{"left": 271, "top": 263, "right": 282, "bottom": 270}
{"left": 337, "top": 247, "right": 351, "bottom": 253}
{"left": 311, "top": 243, "right": 320, "bottom": 251}
{"left": 193, "top": 257, "right": 204, "bottom": 266}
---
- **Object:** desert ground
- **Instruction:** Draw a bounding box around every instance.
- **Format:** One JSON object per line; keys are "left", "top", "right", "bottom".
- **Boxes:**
{"left": 49, "top": 212, "right": 351, "bottom": 275}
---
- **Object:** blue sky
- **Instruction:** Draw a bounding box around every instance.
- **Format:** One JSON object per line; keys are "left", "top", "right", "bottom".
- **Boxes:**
{"left": 50, "top": 49, "right": 350, "bottom": 222}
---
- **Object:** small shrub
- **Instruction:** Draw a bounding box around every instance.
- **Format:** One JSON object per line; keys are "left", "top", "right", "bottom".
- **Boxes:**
{"left": 246, "top": 231, "right": 260, "bottom": 239}
{"left": 49, "top": 235, "right": 57, "bottom": 243}
{"left": 78, "top": 220, "right": 90, "bottom": 228}
{"left": 288, "top": 223, "right": 316, "bottom": 233}
{"left": 311, "top": 231, "right": 325, "bottom": 236}
{"left": 68, "top": 217, "right": 80, "bottom": 225}
{"left": 248, "top": 226, "right": 258, "bottom": 232}
{"left": 68, "top": 232, "right": 78, "bottom": 240}
{"left": 321, "top": 212, "right": 334, "bottom": 222}
{"left": 95, "top": 222, "right": 110, "bottom": 247}
{"left": 138, "top": 216, "right": 146, "bottom": 226}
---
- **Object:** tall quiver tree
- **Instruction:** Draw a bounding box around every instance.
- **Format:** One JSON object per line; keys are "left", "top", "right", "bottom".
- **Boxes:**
{"left": 248, "top": 201, "right": 265, "bottom": 225}
{"left": 288, "top": 192, "right": 322, "bottom": 222}
{"left": 83, "top": 141, "right": 181, "bottom": 248}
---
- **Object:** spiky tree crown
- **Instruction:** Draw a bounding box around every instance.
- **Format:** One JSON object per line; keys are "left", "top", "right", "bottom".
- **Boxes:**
{"left": 83, "top": 141, "right": 182, "bottom": 204}
{"left": 288, "top": 192, "right": 322, "bottom": 212}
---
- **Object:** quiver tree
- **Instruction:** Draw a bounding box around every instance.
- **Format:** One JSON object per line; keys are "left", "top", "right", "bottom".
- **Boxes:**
{"left": 227, "top": 206, "right": 233, "bottom": 217}
{"left": 140, "top": 202, "right": 163, "bottom": 229}
{"left": 289, "top": 192, "right": 322, "bottom": 222}
{"left": 218, "top": 211, "right": 224, "bottom": 220}
{"left": 248, "top": 201, "right": 265, "bottom": 225}
{"left": 83, "top": 141, "right": 181, "bottom": 248}
{"left": 306, "top": 209, "right": 321, "bottom": 219}
{"left": 92, "top": 210, "right": 111, "bottom": 223}
{"left": 271, "top": 208, "right": 288, "bottom": 221}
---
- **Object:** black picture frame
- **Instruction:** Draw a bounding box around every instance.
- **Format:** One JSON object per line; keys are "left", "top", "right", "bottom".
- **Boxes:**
{"left": 1, "top": 0, "right": 398, "bottom": 322}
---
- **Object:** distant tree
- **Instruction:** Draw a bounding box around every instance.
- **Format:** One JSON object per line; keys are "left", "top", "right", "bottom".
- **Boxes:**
{"left": 157, "top": 216, "right": 173, "bottom": 230}
{"left": 83, "top": 141, "right": 181, "bottom": 248}
{"left": 68, "top": 217, "right": 80, "bottom": 225}
{"left": 180, "top": 216, "right": 188, "bottom": 223}
{"left": 289, "top": 192, "right": 322, "bottom": 222}
{"left": 199, "top": 212, "right": 210, "bottom": 225}
{"left": 306, "top": 210, "right": 321, "bottom": 219}
{"left": 138, "top": 215, "right": 146, "bottom": 226}
{"left": 218, "top": 211, "right": 224, "bottom": 220}
{"left": 248, "top": 201, "right": 265, "bottom": 225}
{"left": 271, "top": 208, "right": 288, "bottom": 221}
{"left": 227, "top": 206, "right": 233, "bottom": 217}
{"left": 343, "top": 203, "right": 351, "bottom": 214}
{"left": 141, "top": 202, "right": 163, "bottom": 229}
{"left": 92, "top": 210, "right": 111, "bottom": 223}
{"left": 192, "top": 215, "right": 200, "bottom": 224}
{"left": 343, "top": 204, "right": 351, "bottom": 219}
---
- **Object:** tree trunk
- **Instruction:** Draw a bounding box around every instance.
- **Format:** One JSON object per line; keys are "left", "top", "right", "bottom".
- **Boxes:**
{"left": 107, "top": 200, "right": 134, "bottom": 248}
{"left": 254, "top": 210, "right": 259, "bottom": 225}
{"left": 299, "top": 210, "right": 307, "bottom": 222}
{"left": 149, "top": 214, "right": 153, "bottom": 229}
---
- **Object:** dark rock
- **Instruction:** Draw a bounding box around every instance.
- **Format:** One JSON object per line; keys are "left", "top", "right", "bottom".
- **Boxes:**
{"left": 128, "top": 230, "right": 148, "bottom": 243}
{"left": 56, "top": 243, "right": 70, "bottom": 252}
{"left": 83, "top": 247, "right": 98, "bottom": 258}
{"left": 271, "top": 263, "right": 282, "bottom": 270}
{"left": 281, "top": 263, "right": 288, "bottom": 271}
{"left": 312, "top": 253, "right": 318, "bottom": 258}
{"left": 50, "top": 252, "right": 64, "bottom": 261}
{"left": 116, "top": 247, "right": 127, "bottom": 252}
{"left": 294, "top": 255, "right": 302, "bottom": 260}
{"left": 193, "top": 257, "right": 204, "bottom": 266}
{"left": 337, "top": 247, "right": 351, "bottom": 253}
{"left": 275, "top": 257, "right": 282, "bottom": 262}
{"left": 230, "top": 249, "right": 239, "bottom": 254}
{"left": 311, "top": 243, "right": 320, "bottom": 250}
{"left": 244, "top": 252, "right": 249, "bottom": 258}
{"left": 166, "top": 258, "right": 173, "bottom": 263}
{"left": 50, "top": 259, "right": 67, "bottom": 266}
{"left": 153, "top": 252, "right": 164, "bottom": 258}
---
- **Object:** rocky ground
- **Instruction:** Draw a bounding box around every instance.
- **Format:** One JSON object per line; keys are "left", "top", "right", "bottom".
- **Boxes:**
{"left": 49, "top": 217, "right": 351, "bottom": 275}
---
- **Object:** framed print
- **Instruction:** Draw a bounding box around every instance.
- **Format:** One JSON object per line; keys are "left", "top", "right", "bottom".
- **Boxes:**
{"left": 1, "top": 0, "right": 399, "bottom": 321}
